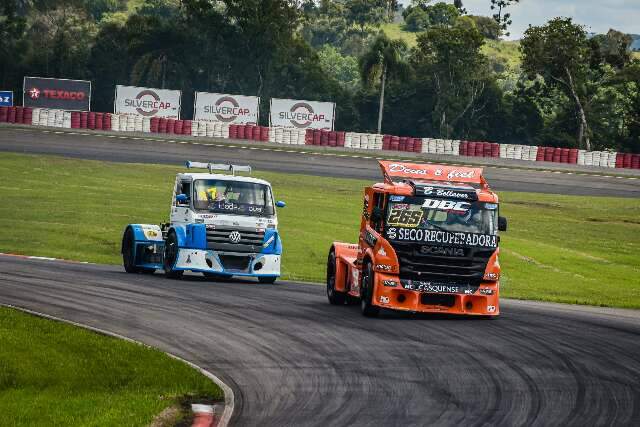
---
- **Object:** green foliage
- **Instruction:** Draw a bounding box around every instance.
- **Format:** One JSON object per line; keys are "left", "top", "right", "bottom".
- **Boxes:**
{"left": 490, "top": 0, "right": 519, "bottom": 37}
{"left": 402, "top": 1, "right": 459, "bottom": 32}
{"left": 468, "top": 14, "right": 501, "bottom": 40}
{"left": 317, "top": 45, "right": 360, "bottom": 90}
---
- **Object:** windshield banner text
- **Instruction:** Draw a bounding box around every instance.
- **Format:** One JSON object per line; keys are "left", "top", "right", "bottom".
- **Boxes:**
{"left": 386, "top": 227, "right": 497, "bottom": 248}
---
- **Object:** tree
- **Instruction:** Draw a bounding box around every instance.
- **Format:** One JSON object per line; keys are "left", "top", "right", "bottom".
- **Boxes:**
{"left": 345, "top": 0, "right": 386, "bottom": 38}
{"left": 490, "top": 0, "right": 519, "bottom": 37}
{"left": 412, "top": 22, "right": 494, "bottom": 138}
{"left": 0, "top": 1, "right": 27, "bottom": 88}
{"left": 360, "top": 33, "right": 409, "bottom": 133}
{"left": 521, "top": 18, "right": 593, "bottom": 150}
{"left": 468, "top": 15, "right": 501, "bottom": 40}
{"left": 404, "top": 7, "right": 430, "bottom": 32}
{"left": 318, "top": 45, "right": 360, "bottom": 91}
{"left": 454, "top": 0, "right": 466, "bottom": 14}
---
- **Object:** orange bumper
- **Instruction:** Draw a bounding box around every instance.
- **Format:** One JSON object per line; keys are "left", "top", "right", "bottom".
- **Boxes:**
{"left": 372, "top": 273, "right": 500, "bottom": 316}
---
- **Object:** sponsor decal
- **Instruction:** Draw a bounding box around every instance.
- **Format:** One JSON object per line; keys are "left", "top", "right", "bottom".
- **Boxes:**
{"left": 485, "top": 203, "right": 498, "bottom": 210}
{"left": 483, "top": 272, "right": 499, "bottom": 281}
{"left": 479, "top": 288, "right": 494, "bottom": 295}
{"left": 363, "top": 230, "right": 377, "bottom": 247}
{"left": 388, "top": 163, "right": 429, "bottom": 176}
{"left": 23, "top": 77, "right": 91, "bottom": 111}
{"left": 375, "top": 264, "right": 392, "bottom": 271}
{"left": 383, "top": 280, "right": 397, "bottom": 287}
{"left": 0, "top": 91, "right": 13, "bottom": 106}
{"left": 386, "top": 227, "right": 498, "bottom": 248}
{"left": 387, "top": 208, "right": 423, "bottom": 228}
{"left": 390, "top": 195, "right": 405, "bottom": 202}
{"left": 487, "top": 305, "right": 496, "bottom": 313}
{"left": 186, "top": 254, "right": 192, "bottom": 264}
{"left": 228, "top": 231, "right": 241, "bottom": 244}
{"left": 420, "top": 246, "right": 465, "bottom": 257}
{"left": 401, "top": 280, "right": 477, "bottom": 295}
{"left": 447, "top": 170, "right": 476, "bottom": 180}
{"left": 379, "top": 296, "right": 390, "bottom": 304}
{"left": 125, "top": 89, "right": 171, "bottom": 116}
{"left": 377, "top": 247, "right": 387, "bottom": 256}
{"left": 280, "top": 102, "right": 325, "bottom": 128}
{"left": 206, "top": 96, "right": 249, "bottom": 122}
{"left": 422, "top": 199, "right": 470, "bottom": 212}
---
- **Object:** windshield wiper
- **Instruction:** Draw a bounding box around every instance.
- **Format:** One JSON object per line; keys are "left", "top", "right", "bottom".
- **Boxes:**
{"left": 421, "top": 218, "right": 450, "bottom": 233}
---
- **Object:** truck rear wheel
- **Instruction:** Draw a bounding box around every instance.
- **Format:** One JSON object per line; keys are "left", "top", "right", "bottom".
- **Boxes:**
{"left": 122, "top": 227, "right": 140, "bottom": 274}
{"left": 360, "top": 262, "right": 380, "bottom": 317}
{"left": 258, "top": 276, "right": 277, "bottom": 284}
{"left": 326, "top": 250, "right": 346, "bottom": 305}
{"left": 163, "top": 231, "right": 183, "bottom": 279}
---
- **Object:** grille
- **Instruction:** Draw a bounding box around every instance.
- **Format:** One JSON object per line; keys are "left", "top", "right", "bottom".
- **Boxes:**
{"left": 390, "top": 241, "right": 494, "bottom": 284}
{"left": 206, "top": 226, "right": 265, "bottom": 253}
{"left": 219, "top": 255, "right": 252, "bottom": 272}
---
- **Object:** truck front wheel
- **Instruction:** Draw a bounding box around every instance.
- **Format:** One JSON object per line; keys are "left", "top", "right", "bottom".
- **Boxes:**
{"left": 326, "top": 250, "right": 345, "bottom": 305}
{"left": 360, "top": 262, "right": 380, "bottom": 317}
{"left": 163, "top": 231, "right": 183, "bottom": 279}
{"left": 122, "top": 227, "right": 140, "bottom": 274}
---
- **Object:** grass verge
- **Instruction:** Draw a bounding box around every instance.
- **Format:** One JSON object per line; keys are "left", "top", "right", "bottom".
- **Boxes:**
{"left": 0, "top": 153, "right": 639, "bottom": 308}
{"left": 0, "top": 306, "right": 222, "bottom": 426}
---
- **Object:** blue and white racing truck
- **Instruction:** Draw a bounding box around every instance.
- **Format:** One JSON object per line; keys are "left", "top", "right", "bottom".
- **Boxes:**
{"left": 121, "top": 162, "right": 285, "bottom": 283}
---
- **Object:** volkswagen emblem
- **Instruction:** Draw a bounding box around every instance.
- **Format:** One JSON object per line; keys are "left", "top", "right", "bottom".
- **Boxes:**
{"left": 228, "top": 231, "right": 241, "bottom": 244}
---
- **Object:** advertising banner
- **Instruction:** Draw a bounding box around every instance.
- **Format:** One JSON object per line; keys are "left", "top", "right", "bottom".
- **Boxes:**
{"left": 194, "top": 92, "right": 259, "bottom": 124}
{"left": 0, "top": 91, "right": 13, "bottom": 107}
{"left": 114, "top": 85, "right": 181, "bottom": 119}
{"left": 269, "top": 98, "right": 335, "bottom": 130}
{"left": 23, "top": 77, "right": 91, "bottom": 111}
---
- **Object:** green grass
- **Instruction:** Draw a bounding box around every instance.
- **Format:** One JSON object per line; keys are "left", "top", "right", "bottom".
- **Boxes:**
{"left": 381, "top": 23, "right": 418, "bottom": 47}
{"left": 1, "top": 153, "right": 639, "bottom": 308}
{"left": 0, "top": 306, "right": 222, "bottom": 426}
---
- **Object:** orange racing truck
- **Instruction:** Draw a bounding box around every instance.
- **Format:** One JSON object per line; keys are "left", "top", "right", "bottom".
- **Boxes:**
{"left": 327, "top": 161, "right": 507, "bottom": 317}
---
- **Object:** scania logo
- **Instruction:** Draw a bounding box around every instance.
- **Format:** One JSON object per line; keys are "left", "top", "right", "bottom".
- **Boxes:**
{"left": 420, "top": 246, "right": 465, "bottom": 257}
{"left": 228, "top": 231, "right": 241, "bottom": 244}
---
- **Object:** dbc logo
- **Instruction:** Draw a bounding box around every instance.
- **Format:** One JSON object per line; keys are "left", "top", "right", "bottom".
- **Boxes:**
{"left": 422, "top": 199, "right": 470, "bottom": 212}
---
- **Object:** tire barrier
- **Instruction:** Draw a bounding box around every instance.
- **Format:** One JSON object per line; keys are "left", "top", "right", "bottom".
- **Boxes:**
{"left": 0, "top": 106, "right": 33, "bottom": 125}
{"left": 345, "top": 132, "right": 382, "bottom": 150}
{"left": 3, "top": 107, "right": 638, "bottom": 169}
{"left": 302, "top": 129, "right": 345, "bottom": 147}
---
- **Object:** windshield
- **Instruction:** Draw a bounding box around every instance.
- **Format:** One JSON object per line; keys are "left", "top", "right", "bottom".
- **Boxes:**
{"left": 385, "top": 196, "right": 499, "bottom": 248}
{"left": 193, "top": 179, "right": 274, "bottom": 216}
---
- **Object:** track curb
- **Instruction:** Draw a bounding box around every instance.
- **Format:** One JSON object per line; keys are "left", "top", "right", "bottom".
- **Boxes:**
{"left": 0, "top": 303, "right": 235, "bottom": 427}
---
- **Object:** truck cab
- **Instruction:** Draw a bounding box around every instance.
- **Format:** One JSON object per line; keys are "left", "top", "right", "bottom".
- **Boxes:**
{"left": 327, "top": 161, "right": 507, "bottom": 317}
{"left": 122, "top": 162, "right": 285, "bottom": 283}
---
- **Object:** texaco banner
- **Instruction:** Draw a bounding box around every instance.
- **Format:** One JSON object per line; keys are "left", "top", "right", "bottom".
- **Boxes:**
{"left": 193, "top": 92, "right": 259, "bottom": 124}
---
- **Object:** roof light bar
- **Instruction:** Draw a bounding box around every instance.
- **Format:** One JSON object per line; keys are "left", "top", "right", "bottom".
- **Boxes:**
{"left": 185, "top": 161, "right": 252, "bottom": 176}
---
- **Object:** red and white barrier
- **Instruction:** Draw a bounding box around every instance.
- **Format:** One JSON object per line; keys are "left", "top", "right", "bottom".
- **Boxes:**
{"left": 3, "top": 106, "right": 638, "bottom": 169}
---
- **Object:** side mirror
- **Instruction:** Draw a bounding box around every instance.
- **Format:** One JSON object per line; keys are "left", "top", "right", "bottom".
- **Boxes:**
{"left": 498, "top": 216, "right": 508, "bottom": 232}
{"left": 276, "top": 200, "right": 286, "bottom": 208}
{"left": 176, "top": 194, "right": 188, "bottom": 204}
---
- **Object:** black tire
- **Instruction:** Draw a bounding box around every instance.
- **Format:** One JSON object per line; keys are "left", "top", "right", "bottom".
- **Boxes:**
{"left": 258, "top": 276, "right": 277, "bottom": 284}
{"left": 122, "top": 227, "right": 140, "bottom": 274}
{"left": 326, "top": 250, "right": 345, "bottom": 305}
{"left": 360, "top": 262, "right": 380, "bottom": 317}
{"left": 140, "top": 268, "right": 155, "bottom": 275}
{"left": 163, "top": 231, "right": 183, "bottom": 279}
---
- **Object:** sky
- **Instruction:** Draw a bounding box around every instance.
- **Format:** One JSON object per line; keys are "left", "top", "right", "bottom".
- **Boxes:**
{"left": 399, "top": 0, "right": 640, "bottom": 40}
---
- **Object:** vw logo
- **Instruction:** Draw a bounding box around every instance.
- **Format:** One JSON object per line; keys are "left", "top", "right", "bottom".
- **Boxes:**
{"left": 228, "top": 231, "right": 241, "bottom": 244}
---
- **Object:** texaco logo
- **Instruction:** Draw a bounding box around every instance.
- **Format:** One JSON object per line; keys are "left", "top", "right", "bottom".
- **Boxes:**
{"left": 28, "top": 87, "right": 40, "bottom": 99}
{"left": 228, "top": 231, "right": 242, "bottom": 244}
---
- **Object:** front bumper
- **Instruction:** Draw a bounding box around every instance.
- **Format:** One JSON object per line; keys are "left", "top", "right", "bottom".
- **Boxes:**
{"left": 174, "top": 248, "right": 280, "bottom": 277}
{"left": 372, "top": 273, "right": 500, "bottom": 316}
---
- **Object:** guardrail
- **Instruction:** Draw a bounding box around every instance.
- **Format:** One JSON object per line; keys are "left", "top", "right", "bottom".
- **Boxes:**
{"left": 1, "top": 106, "right": 638, "bottom": 170}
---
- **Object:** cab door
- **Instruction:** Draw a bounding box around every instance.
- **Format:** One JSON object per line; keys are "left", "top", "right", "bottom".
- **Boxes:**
{"left": 170, "top": 176, "right": 192, "bottom": 225}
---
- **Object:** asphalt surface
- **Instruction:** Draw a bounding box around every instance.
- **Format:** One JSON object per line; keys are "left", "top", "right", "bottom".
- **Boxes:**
{"left": 2, "top": 255, "right": 639, "bottom": 426}
{"left": 1, "top": 126, "right": 639, "bottom": 198}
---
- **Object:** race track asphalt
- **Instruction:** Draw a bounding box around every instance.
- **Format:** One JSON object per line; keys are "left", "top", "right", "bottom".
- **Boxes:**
{"left": 1, "top": 255, "right": 639, "bottom": 427}
{"left": 1, "top": 126, "right": 639, "bottom": 197}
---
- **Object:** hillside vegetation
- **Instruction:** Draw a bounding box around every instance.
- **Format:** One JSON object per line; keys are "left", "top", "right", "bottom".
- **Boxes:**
{"left": 1, "top": 1, "right": 638, "bottom": 153}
